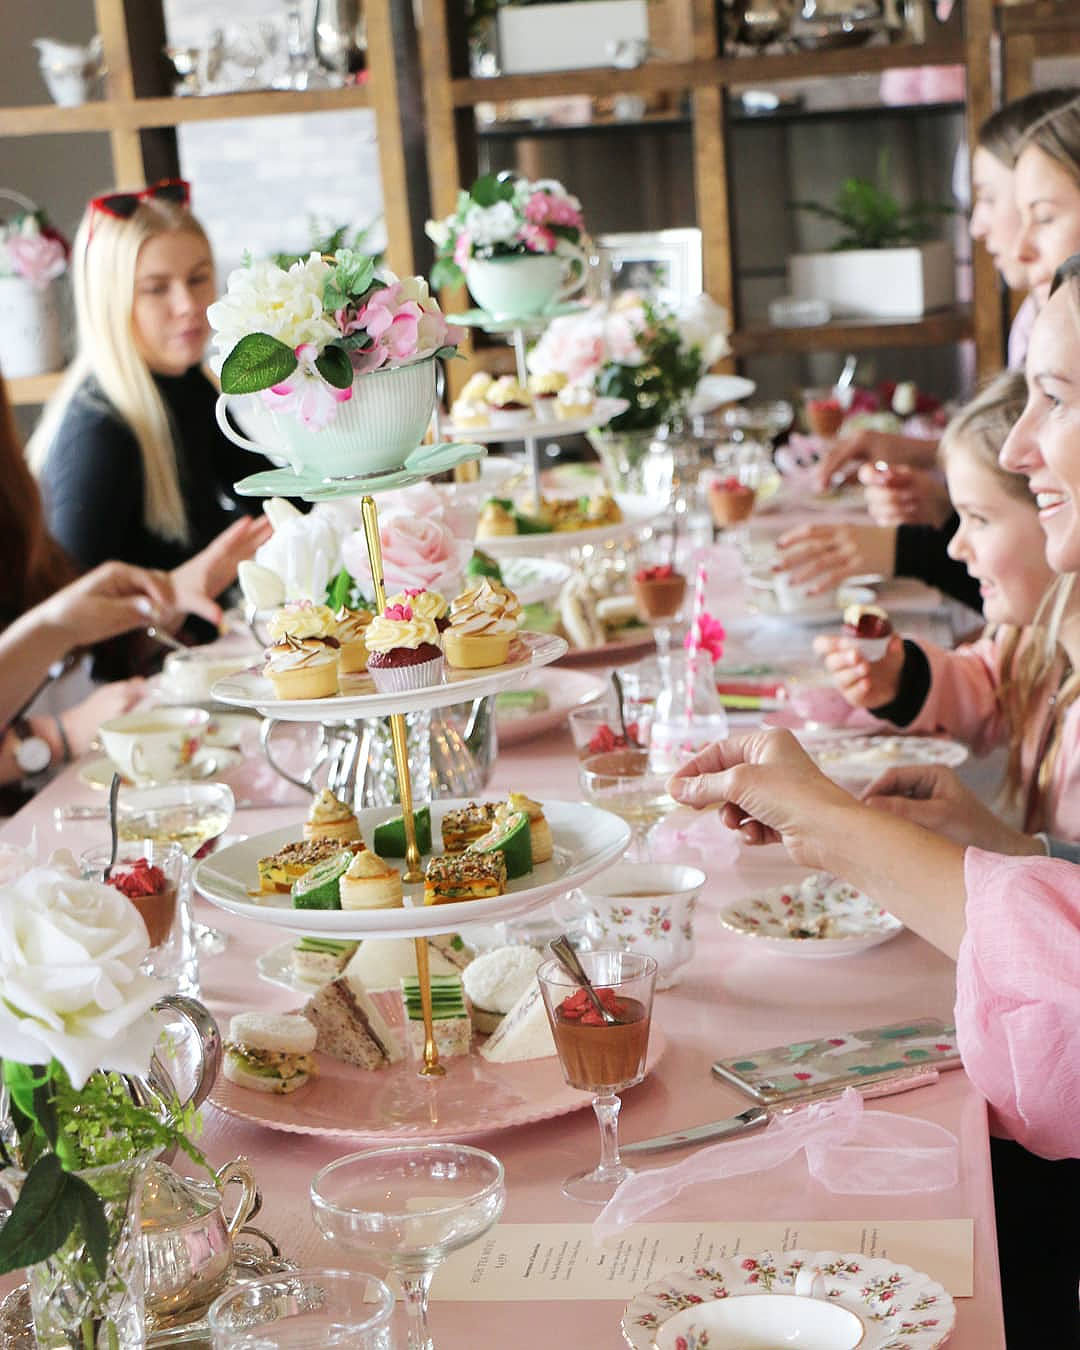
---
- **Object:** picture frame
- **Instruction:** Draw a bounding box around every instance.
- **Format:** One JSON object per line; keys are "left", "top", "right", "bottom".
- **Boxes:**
{"left": 594, "top": 228, "right": 703, "bottom": 307}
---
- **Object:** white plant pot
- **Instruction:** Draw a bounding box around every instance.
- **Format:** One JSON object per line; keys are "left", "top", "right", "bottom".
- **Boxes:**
{"left": 787, "top": 240, "right": 955, "bottom": 319}
{"left": 216, "top": 356, "right": 437, "bottom": 478}
{"left": 0, "top": 276, "right": 64, "bottom": 378}
{"left": 496, "top": 0, "right": 649, "bottom": 74}
{"left": 465, "top": 251, "right": 586, "bottom": 319}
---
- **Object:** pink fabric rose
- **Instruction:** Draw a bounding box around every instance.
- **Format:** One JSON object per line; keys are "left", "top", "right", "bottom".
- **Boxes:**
{"left": 262, "top": 343, "right": 353, "bottom": 430}
{"left": 342, "top": 512, "right": 472, "bottom": 599}
{"left": 8, "top": 232, "right": 67, "bottom": 287}
{"left": 521, "top": 222, "right": 556, "bottom": 254}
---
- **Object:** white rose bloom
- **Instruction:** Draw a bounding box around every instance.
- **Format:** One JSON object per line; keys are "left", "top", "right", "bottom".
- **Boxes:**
{"left": 254, "top": 503, "right": 344, "bottom": 603}
{"left": 424, "top": 218, "right": 451, "bottom": 248}
{"left": 464, "top": 200, "right": 521, "bottom": 249}
{"left": 207, "top": 253, "right": 340, "bottom": 373}
{"left": 676, "top": 294, "right": 731, "bottom": 364}
{"left": 0, "top": 865, "right": 164, "bottom": 1089}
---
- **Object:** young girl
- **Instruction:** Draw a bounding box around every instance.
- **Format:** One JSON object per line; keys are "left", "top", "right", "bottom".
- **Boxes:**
{"left": 29, "top": 182, "right": 270, "bottom": 575}
{"left": 816, "top": 370, "right": 1080, "bottom": 845}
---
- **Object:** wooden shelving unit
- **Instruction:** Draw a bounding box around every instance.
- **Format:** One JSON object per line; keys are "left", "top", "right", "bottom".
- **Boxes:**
{"left": 416, "top": 0, "right": 1053, "bottom": 394}
{"left": 1, "top": 0, "right": 418, "bottom": 404}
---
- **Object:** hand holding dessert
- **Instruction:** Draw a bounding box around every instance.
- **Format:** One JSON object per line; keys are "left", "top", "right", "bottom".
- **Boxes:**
{"left": 814, "top": 605, "right": 903, "bottom": 709}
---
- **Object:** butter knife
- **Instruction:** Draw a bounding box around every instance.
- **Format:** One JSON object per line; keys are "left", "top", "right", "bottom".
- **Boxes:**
{"left": 622, "top": 1105, "right": 769, "bottom": 1155}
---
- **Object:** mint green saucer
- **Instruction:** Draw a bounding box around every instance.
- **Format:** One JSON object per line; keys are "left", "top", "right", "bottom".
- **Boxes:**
{"left": 233, "top": 442, "right": 485, "bottom": 501}
{"left": 446, "top": 301, "right": 586, "bottom": 334}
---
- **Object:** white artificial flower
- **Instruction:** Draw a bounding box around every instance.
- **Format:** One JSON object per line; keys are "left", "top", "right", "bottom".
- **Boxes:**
{"left": 206, "top": 253, "right": 340, "bottom": 374}
{"left": 464, "top": 200, "right": 521, "bottom": 249}
{"left": 253, "top": 502, "right": 345, "bottom": 602}
{"left": 676, "top": 293, "right": 731, "bottom": 365}
{"left": 0, "top": 865, "right": 164, "bottom": 1089}
{"left": 424, "top": 217, "right": 451, "bottom": 249}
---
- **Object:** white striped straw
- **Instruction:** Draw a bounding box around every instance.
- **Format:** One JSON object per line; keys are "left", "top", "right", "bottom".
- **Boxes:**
{"left": 685, "top": 561, "right": 708, "bottom": 723}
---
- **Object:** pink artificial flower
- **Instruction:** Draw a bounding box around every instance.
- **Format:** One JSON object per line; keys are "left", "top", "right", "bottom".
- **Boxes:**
{"left": 402, "top": 587, "right": 424, "bottom": 597}
{"left": 8, "top": 232, "right": 67, "bottom": 287}
{"left": 453, "top": 230, "right": 473, "bottom": 268}
{"left": 523, "top": 189, "right": 584, "bottom": 234}
{"left": 684, "top": 613, "right": 726, "bottom": 663}
{"left": 342, "top": 512, "right": 472, "bottom": 598}
{"left": 384, "top": 603, "right": 413, "bottom": 621}
{"left": 262, "top": 342, "right": 352, "bottom": 431}
{"left": 344, "top": 281, "right": 459, "bottom": 375}
{"left": 521, "top": 223, "right": 556, "bottom": 254}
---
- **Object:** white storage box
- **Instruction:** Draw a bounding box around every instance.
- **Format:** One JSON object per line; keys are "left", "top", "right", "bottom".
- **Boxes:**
{"left": 787, "top": 240, "right": 955, "bottom": 320}
{"left": 496, "top": 0, "right": 649, "bottom": 75}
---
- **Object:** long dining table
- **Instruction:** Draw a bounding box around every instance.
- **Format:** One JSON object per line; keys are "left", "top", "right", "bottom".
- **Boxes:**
{"left": 0, "top": 708, "right": 1007, "bottom": 1348}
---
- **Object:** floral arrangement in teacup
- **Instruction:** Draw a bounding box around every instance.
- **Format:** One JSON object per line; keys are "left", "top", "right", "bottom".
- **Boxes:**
{"left": 426, "top": 172, "right": 587, "bottom": 288}
{"left": 527, "top": 291, "right": 730, "bottom": 432}
{"left": 0, "top": 205, "right": 69, "bottom": 287}
{"left": 207, "top": 249, "right": 463, "bottom": 430}
{"left": 0, "top": 852, "right": 204, "bottom": 1284}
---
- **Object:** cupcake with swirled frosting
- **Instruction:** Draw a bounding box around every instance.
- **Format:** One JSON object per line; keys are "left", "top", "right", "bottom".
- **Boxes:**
{"left": 334, "top": 605, "right": 373, "bottom": 674}
{"left": 387, "top": 588, "right": 450, "bottom": 632}
{"left": 364, "top": 604, "right": 444, "bottom": 693}
{"left": 264, "top": 634, "right": 340, "bottom": 700}
{"left": 443, "top": 578, "right": 521, "bottom": 670}
{"left": 268, "top": 600, "right": 336, "bottom": 643}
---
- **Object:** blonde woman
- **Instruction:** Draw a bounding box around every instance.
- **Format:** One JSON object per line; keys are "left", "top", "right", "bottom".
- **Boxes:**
{"left": 30, "top": 181, "right": 270, "bottom": 575}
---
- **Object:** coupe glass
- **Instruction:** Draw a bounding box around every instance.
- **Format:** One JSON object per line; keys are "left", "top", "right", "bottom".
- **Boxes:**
{"left": 311, "top": 1144, "right": 505, "bottom": 1350}
{"left": 537, "top": 950, "right": 657, "bottom": 1204}
{"left": 578, "top": 745, "right": 672, "bottom": 859}
{"left": 208, "top": 1267, "right": 394, "bottom": 1348}
{"left": 118, "top": 781, "right": 234, "bottom": 956}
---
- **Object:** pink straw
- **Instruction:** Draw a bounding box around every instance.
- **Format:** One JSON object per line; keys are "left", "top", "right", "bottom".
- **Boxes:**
{"left": 684, "top": 562, "right": 708, "bottom": 723}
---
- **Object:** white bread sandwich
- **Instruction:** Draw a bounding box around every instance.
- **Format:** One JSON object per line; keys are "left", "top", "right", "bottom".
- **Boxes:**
{"left": 478, "top": 981, "right": 556, "bottom": 1063}
{"left": 343, "top": 936, "right": 469, "bottom": 991}
{"left": 224, "top": 1012, "right": 317, "bottom": 1094}
{"left": 462, "top": 945, "right": 542, "bottom": 1034}
{"left": 291, "top": 936, "right": 359, "bottom": 982}
{"left": 303, "top": 975, "right": 403, "bottom": 1070}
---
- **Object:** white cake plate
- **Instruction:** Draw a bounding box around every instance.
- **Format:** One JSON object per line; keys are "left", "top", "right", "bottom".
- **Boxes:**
{"left": 442, "top": 397, "right": 629, "bottom": 444}
{"left": 192, "top": 798, "right": 631, "bottom": 938}
{"left": 475, "top": 492, "right": 665, "bottom": 555}
{"left": 211, "top": 631, "right": 568, "bottom": 722}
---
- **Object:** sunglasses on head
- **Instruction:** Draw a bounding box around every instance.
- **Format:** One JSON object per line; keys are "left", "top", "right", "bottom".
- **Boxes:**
{"left": 88, "top": 179, "right": 191, "bottom": 237}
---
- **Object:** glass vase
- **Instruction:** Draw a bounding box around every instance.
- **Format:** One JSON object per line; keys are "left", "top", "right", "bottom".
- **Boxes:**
{"left": 23, "top": 1156, "right": 148, "bottom": 1350}
{"left": 587, "top": 426, "right": 665, "bottom": 496}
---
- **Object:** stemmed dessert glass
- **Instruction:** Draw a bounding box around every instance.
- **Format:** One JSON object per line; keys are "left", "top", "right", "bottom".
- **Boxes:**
{"left": 118, "top": 781, "right": 235, "bottom": 956}
{"left": 208, "top": 1266, "right": 395, "bottom": 1348}
{"left": 311, "top": 1143, "right": 506, "bottom": 1350}
{"left": 631, "top": 535, "right": 687, "bottom": 671}
{"left": 538, "top": 950, "right": 657, "bottom": 1204}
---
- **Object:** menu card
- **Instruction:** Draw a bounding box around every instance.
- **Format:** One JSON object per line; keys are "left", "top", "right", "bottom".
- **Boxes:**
{"left": 431, "top": 1218, "right": 973, "bottom": 1302}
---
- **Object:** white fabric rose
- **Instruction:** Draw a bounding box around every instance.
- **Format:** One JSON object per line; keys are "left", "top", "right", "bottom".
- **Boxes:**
{"left": 464, "top": 201, "right": 521, "bottom": 249}
{"left": 207, "top": 253, "right": 341, "bottom": 373}
{"left": 675, "top": 294, "right": 731, "bottom": 365}
{"left": 0, "top": 865, "right": 164, "bottom": 1089}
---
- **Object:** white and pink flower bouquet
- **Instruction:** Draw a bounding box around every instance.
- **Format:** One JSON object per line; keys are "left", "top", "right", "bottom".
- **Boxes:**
{"left": 426, "top": 172, "right": 587, "bottom": 289}
{"left": 527, "top": 290, "right": 730, "bottom": 432}
{"left": 0, "top": 206, "right": 69, "bottom": 287}
{"left": 207, "top": 250, "right": 463, "bottom": 430}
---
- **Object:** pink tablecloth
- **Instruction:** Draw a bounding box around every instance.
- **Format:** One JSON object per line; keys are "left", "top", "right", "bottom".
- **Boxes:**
{"left": 0, "top": 731, "right": 1005, "bottom": 1348}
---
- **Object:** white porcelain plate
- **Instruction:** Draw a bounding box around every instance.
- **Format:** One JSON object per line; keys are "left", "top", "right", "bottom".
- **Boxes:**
{"left": 443, "top": 396, "right": 629, "bottom": 444}
{"left": 499, "top": 555, "right": 572, "bottom": 606}
{"left": 210, "top": 631, "right": 567, "bottom": 722}
{"left": 494, "top": 667, "right": 607, "bottom": 745}
{"left": 718, "top": 872, "right": 904, "bottom": 957}
{"left": 687, "top": 373, "right": 757, "bottom": 414}
{"left": 621, "top": 1249, "right": 955, "bottom": 1350}
{"left": 802, "top": 733, "right": 969, "bottom": 785}
{"left": 256, "top": 939, "right": 337, "bottom": 995}
{"left": 476, "top": 492, "right": 665, "bottom": 556}
{"left": 192, "top": 797, "right": 631, "bottom": 938}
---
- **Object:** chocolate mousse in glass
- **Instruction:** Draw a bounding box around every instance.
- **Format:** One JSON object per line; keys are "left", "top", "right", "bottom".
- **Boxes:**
{"left": 81, "top": 840, "right": 187, "bottom": 984}
{"left": 538, "top": 949, "right": 657, "bottom": 1203}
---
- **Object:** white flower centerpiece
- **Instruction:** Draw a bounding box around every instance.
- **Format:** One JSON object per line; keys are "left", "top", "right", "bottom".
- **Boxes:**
{"left": 0, "top": 854, "right": 206, "bottom": 1350}
{"left": 208, "top": 250, "right": 464, "bottom": 479}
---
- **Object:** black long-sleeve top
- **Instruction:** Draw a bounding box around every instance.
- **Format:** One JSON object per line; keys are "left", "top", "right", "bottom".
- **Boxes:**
{"left": 39, "top": 366, "right": 272, "bottom": 572}
{"left": 895, "top": 513, "right": 983, "bottom": 615}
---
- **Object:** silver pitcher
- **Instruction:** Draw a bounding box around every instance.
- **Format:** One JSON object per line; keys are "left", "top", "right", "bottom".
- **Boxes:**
{"left": 313, "top": 0, "right": 366, "bottom": 76}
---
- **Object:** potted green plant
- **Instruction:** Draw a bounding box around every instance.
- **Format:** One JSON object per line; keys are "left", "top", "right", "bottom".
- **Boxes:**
{"left": 787, "top": 159, "right": 956, "bottom": 319}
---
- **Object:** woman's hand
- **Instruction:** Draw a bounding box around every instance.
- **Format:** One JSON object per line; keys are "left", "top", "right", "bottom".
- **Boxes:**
{"left": 667, "top": 728, "right": 857, "bottom": 865}
{"left": 169, "top": 515, "right": 271, "bottom": 627}
{"left": 36, "top": 562, "right": 174, "bottom": 649}
{"left": 813, "top": 633, "right": 905, "bottom": 709}
{"left": 774, "top": 522, "right": 897, "bottom": 594}
{"left": 814, "top": 429, "right": 941, "bottom": 493}
{"left": 59, "top": 679, "right": 147, "bottom": 758}
{"left": 857, "top": 463, "right": 953, "bottom": 528}
{"left": 862, "top": 765, "right": 1044, "bottom": 855}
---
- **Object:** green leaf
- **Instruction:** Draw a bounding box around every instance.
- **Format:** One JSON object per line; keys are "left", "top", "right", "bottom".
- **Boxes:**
{"left": 470, "top": 173, "right": 503, "bottom": 208}
{"left": 220, "top": 333, "right": 297, "bottom": 395}
{"left": 31, "top": 1080, "right": 58, "bottom": 1150}
{"left": 0, "top": 1155, "right": 79, "bottom": 1275}
{"left": 326, "top": 567, "right": 354, "bottom": 611}
{"left": 315, "top": 345, "right": 353, "bottom": 390}
{"left": 67, "top": 1172, "right": 110, "bottom": 1280}
{"left": 339, "top": 330, "right": 374, "bottom": 352}
{"left": 430, "top": 258, "right": 463, "bottom": 290}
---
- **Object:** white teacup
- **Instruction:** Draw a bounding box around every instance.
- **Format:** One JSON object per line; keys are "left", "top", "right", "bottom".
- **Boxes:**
{"left": 575, "top": 862, "right": 706, "bottom": 990}
{"left": 100, "top": 707, "right": 210, "bottom": 786}
{"left": 656, "top": 1293, "right": 865, "bottom": 1350}
{"left": 774, "top": 572, "right": 838, "bottom": 615}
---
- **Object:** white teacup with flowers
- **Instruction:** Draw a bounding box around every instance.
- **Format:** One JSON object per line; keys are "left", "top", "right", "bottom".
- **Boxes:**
{"left": 426, "top": 173, "right": 588, "bottom": 318}
{"left": 208, "top": 250, "right": 463, "bottom": 478}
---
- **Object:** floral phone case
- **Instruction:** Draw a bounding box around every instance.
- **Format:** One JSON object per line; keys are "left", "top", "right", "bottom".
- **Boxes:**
{"left": 712, "top": 1017, "right": 962, "bottom": 1106}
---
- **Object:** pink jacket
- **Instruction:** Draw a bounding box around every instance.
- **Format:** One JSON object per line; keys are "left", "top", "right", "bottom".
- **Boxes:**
{"left": 959, "top": 848, "right": 1080, "bottom": 1159}
{"left": 869, "top": 629, "right": 1080, "bottom": 840}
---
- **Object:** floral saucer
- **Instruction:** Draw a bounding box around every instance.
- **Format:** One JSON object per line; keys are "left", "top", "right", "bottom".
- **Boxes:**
{"left": 621, "top": 1249, "right": 955, "bottom": 1350}
{"left": 718, "top": 873, "right": 903, "bottom": 957}
{"left": 77, "top": 748, "right": 241, "bottom": 791}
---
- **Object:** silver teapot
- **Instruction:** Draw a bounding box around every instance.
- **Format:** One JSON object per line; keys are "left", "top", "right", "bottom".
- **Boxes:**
{"left": 141, "top": 1159, "right": 261, "bottom": 1323}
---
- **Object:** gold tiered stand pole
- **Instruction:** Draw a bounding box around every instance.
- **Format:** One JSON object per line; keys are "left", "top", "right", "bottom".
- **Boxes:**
{"left": 360, "top": 495, "right": 445, "bottom": 1078}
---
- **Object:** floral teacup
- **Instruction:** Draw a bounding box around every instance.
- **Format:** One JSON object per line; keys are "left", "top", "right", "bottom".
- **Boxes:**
{"left": 574, "top": 862, "right": 706, "bottom": 990}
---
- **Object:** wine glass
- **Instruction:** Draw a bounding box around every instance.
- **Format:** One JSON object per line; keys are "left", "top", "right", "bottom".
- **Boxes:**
{"left": 208, "top": 1267, "right": 394, "bottom": 1348}
{"left": 537, "top": 950, "right": 657, "bottom": 1204}
{"left": 311, "top": 1144, "right": 505, "bottom": 1350}
{"left": 578, "top": 744, "right": 672, "bottom": 860}
{"left": 118, "top": 782, "right": 234, "bottom": 956}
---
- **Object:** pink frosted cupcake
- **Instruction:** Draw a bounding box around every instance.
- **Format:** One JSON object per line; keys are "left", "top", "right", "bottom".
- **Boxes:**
{"left": 364, "top": 603, "right": 444, "bottom": 693}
